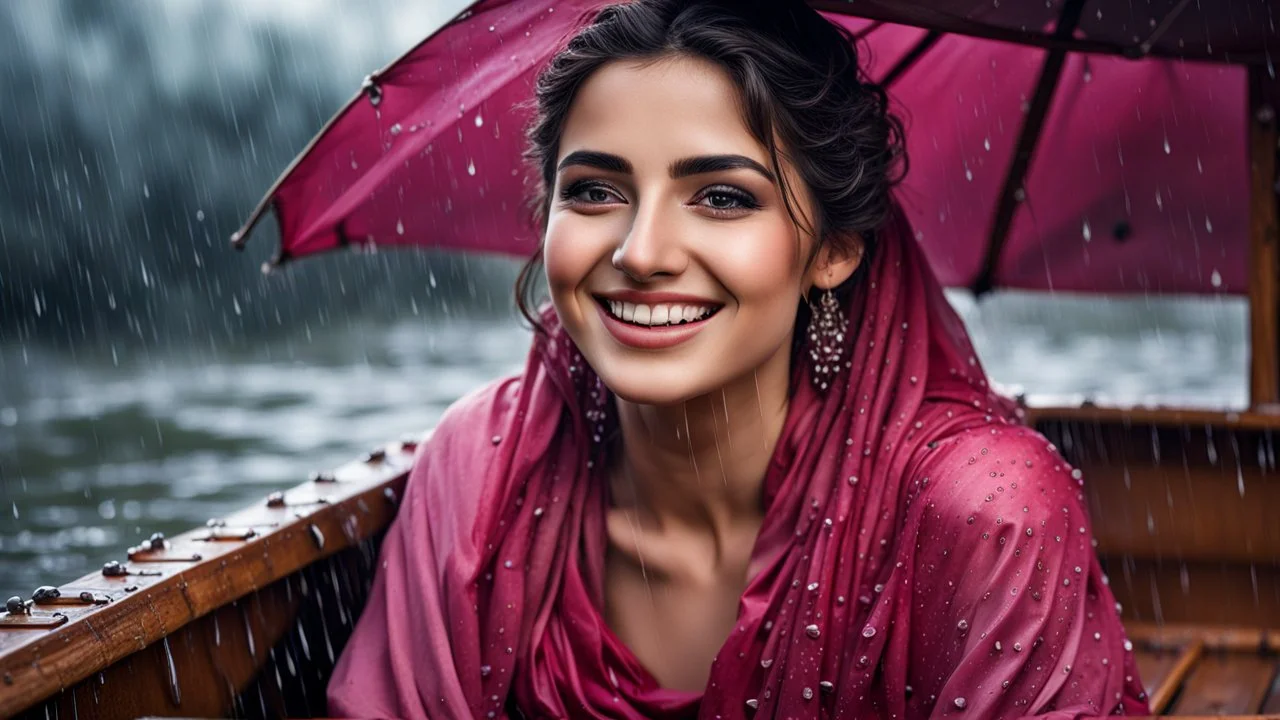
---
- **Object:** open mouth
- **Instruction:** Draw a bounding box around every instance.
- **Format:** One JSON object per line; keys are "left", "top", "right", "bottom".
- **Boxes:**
{"left": 594, "top": 296, "right": 722, "bottom": 328}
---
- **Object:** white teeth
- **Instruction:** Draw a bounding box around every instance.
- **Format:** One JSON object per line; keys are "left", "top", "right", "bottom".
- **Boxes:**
{"left": 603, "top": 300, "right": 717, "bottom": 326}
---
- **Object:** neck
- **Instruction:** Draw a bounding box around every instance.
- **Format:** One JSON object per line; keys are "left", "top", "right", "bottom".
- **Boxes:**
{"left": 608, "top": 341, "right": 793, "bottom": 541}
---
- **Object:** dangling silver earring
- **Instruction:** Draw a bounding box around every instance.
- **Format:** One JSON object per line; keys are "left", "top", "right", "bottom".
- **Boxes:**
{"left": 807, "top": 288, "right": 848, "bottom": 393}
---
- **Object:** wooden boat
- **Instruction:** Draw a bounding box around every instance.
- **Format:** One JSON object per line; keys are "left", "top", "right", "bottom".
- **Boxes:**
{"left": 4, "top": 2, "right": 1278, "bottom": 718}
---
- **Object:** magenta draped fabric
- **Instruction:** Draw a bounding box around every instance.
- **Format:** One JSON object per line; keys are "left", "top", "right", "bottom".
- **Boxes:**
{"left": 327, "top": 204, "right": 1148, "bottom": 718}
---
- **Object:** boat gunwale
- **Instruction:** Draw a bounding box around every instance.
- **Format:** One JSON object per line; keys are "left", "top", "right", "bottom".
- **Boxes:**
{"left": 0, "top": 437, "right": 422, "bottom": 719}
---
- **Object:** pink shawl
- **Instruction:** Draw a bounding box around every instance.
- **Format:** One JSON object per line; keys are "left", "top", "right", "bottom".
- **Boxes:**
{"left": 327, "top": 204, "right": 1149, "bottom": 718}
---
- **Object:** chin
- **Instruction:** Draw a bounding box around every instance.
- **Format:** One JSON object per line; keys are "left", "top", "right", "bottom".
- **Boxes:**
{"left": 593, "top": 361, "right": 718, "bottom": 408}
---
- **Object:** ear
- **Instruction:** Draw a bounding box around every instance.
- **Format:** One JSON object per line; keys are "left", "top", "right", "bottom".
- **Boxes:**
{"left": 806, "top": 234, "right": 864, "bottom": 291}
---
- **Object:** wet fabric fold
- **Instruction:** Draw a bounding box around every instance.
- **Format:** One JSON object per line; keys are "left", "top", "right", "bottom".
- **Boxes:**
{"left": 327, "top": 202, "right": 1149, "bottom": 719}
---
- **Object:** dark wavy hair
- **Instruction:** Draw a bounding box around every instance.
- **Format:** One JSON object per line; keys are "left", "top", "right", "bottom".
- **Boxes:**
{"left": 515, "top": 0, "right": 907, "bottom": 336}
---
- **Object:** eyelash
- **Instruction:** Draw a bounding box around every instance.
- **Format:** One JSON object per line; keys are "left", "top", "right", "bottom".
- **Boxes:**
{"left": 559, "top": 180, "right": 761, "bottom": 215}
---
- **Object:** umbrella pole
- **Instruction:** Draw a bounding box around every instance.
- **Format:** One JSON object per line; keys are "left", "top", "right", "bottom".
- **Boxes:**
{"left": 1248, "top": 66, "right": 1280, "bottom": 410}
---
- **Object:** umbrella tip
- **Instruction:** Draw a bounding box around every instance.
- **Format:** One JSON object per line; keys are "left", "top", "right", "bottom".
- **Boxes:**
{"left": 230, "top": 230, "right": 247, "bottom": 250}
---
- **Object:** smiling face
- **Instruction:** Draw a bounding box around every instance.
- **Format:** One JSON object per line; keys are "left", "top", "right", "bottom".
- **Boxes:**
{"left": 544, "top": 54, "right": 832, "bottom": 406}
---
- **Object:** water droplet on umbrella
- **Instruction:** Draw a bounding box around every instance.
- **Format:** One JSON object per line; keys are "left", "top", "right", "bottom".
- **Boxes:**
{"left": 862, "top": 625, "right": 876, "bottom": 638}
{"left": 805, "top": 624, "right": 821, "bottom": 639}
{"left": 954, "top": 697, "right": 967, "bottom": 709}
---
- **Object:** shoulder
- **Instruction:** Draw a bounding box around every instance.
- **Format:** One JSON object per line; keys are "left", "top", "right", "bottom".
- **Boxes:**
{"left": 913, "top": 420, "right": 1089, "bottom": 537}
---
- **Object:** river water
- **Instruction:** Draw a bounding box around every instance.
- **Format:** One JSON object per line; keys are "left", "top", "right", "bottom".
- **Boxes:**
{"left": 0, "top": 292, "right": 1248, "bottom": 599}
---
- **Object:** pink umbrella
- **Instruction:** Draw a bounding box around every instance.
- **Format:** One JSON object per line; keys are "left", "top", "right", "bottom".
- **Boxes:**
{"left": 230, "top": 0, "right": 1272, "bottom": 296}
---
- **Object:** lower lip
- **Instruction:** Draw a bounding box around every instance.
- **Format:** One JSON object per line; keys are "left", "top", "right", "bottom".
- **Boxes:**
{"left": 595, "top": 302, "right": 716, "bottom": 350}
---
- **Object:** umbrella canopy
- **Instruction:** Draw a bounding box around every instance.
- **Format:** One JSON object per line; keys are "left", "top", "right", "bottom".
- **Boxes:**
{"left": 231, "top": 0, "right": 1275, "bottom": 296}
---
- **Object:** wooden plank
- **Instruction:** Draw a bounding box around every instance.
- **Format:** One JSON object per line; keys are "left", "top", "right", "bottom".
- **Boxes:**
{"left": 1249, "top": 66, "right": 1280, "bottom": 409}
{"left": 1265, "top": 673, "right": 1280, "bottom": 715}
{"left": 0, "top": 439, "right": 417, "bottom": 718}
{"left": 1029, "top": 405, "right": 1280, "bottom": 433}
{"left": 1032, "top": 418, "right": 1280, "bottom": 562}
{"left": 1127, "top": 622, "right": 1280, "bottom": 654}
{"left": 1170, "top": 653, "right": 1278, "bottom": 715}
{"left": 1104, "top": 557, "right": 1280, "bottom": 629}
{"left": 1148, "top": 639, "right": 1203, "bottom": 714}
{"left": 1082, "top": 464, "right": 1280, "bottom": 563}
{"left": 1135, "top": 647, "right": 1181, "bottom": 708}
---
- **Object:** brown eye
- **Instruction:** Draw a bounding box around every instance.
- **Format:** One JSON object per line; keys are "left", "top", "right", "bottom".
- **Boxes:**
{"left": 559, "top": 180, "right": 624, "bottom": 206}
{"left": 695, "top": 185, "right": 761, "bottom": 213}
{"left": 705, "top": 192, "right": 740, "bottom": 209}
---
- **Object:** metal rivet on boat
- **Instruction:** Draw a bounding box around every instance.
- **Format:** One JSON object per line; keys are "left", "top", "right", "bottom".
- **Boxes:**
{"left": 308, "top": 524, "right": 325, "bottom": 550}
{"left": 5, "top": 597, "right": 27, "bottom": 615}
{"left": 32, "top": 586, "right": 60, "bottom": 602}
{"left": 384, "top": 487, "right": 398, "bottom": 506}
{"left": 125, "top": 585, "right": 138, "bottom": 592}
{"left": 364, "top": 448, "right": 386, "bottom": 464}
{"left": 205, "top": 518, "right": 227, "bottom": 527}
{"left": 311, "top": 470, "right": 337, "bottom": 484}
{"left": 361, "top": 74, "right": 382, "bottom": 106}
{"left": 102, "top": 561, "right": 127, "bottom": 577}
{"left": 267, "top": 491, "right": 286, "bottom": 508}
{"left": 148, "top": 532, "right": 166, "bottom": 550}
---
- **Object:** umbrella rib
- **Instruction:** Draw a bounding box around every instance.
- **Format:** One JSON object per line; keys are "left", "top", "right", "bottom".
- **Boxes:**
{"left": 811, "top": 0, "right": 1262, "bottom": 64}
{"left": 1136, "top": 0, "right": 1193, "bottom": 57}
{"left": 229, "top": 0, "right": 489, "bottom": 253}
{"left": 970, "top": 0, "right": 1088, "bottom": 297}
{"left": 881, "top": 30, "right": 943, "bottom": 89}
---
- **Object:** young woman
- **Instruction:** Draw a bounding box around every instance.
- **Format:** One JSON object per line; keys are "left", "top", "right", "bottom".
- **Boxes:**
{"left": 328, "top": 1, "right": 1148, "bottom": 717}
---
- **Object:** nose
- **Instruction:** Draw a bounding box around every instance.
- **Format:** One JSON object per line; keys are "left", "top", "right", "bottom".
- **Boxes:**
{"left": 611, "top": 200, "right": 687, "bottom": 281}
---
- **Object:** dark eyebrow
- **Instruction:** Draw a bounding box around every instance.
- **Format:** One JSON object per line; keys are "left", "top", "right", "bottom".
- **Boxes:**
{"left": 670, "top": 154, "right": 775, "bottom": 183}
{"left": 557, "top": 150, "right": 775, "bottom": 183}
{"left": 557, "top": 150, "right": 632, "bottom": 174}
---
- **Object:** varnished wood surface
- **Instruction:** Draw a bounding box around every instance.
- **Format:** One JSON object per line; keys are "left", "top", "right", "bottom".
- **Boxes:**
{"left": 0, "top": 437, "right": 419, "bottom": 719}
{"left": 1035, "top": 414, "right": 1280, "bottom": 628}
{"left": 1171, "top": 654, "right": 1278, "bottom": 716}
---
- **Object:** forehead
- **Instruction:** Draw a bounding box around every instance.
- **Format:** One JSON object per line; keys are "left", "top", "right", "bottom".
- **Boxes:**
{"left": 558, "top": 54, "right": 768, "bottom": 166}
